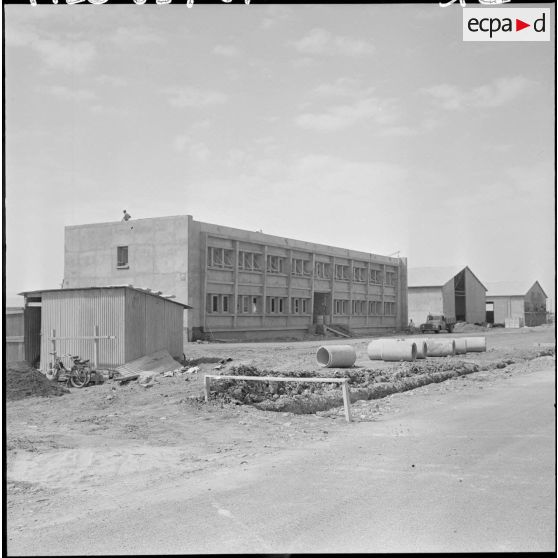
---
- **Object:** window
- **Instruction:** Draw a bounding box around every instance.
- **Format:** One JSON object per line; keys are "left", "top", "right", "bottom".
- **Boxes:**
{"left": 334, "top": 299, "right": 349, "bottom": 315}
{"left": 369, "top": 269, "right": 382, "bottom": 284}
{"left": 315, "top": 261, "right": 331, "bottom": 279}
{"left": 207, "top": 294, "right": 232, "bottom": 314}
{"left": 237, "top": 295, "right": 261, "bottom": 313}
{"left": 207, "top": 247, "right": 234, "bottom": 269}
{"left": 353, "top": 267, "right": 366, "bottom": 283}
{"left": 369, "top": 300, "right": 382, "bottom": 315}
{"left": 291, "top": 297, "right": 310, "bottom": 314}
{"left": 384, "top": 302, "right": 396, "bottom": 315}
{"left": 291, "top": 258, "right": 311, "bottom": 276}
{"left": 238, "top": 251, "right": 262, "bottom": 272}
{"left": 335, "top": 264, "right": 349, "bottom": 281}
{"left": 351, "top": 300, "right": 366, "bottom": 315}
{"left": 266, "top": 255, "right": 285, "bottom": 274}
{"left": 117, "top": 246, "right": 128, "bottom": 268}
{"left": 385, "top": 271, "right": 396, "bottom": 286}
{"left": 266, "top": 296, "right": 287, "bottom": 313}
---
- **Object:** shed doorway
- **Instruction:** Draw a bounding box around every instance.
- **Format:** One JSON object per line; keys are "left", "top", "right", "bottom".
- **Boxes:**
{"left": 486, "top": 301, "right": 494, "bottom": 324}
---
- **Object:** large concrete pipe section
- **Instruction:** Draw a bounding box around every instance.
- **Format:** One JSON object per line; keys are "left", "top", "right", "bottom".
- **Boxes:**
{"left": 382, "top": 341, "right": 417, "bottom": 362}
{"left": 367, "top": 339, "right": 417, "bottom": 362}
{"left": 454, "top": 338, "right": 468, "bottom": 354}
{"left": 409, "top": 338, "right": 428, "bottom": 359}
{"left": 316, "top": 345, "right": 357, "bottom": 368}
{"left": 367, "top": 339, "right": 387, "bottom": 360}
{"left": 425, "top": 338, "right": 456, "bottom": 357}
{"left": 463, "top": 337, "right": 486, "bottom": 352}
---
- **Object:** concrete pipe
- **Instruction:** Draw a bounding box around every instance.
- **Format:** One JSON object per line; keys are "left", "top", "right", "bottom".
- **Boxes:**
{"left": 367, "top": 339, "right": 390, "bottom": 360}
{"left": 406, "top": 338, "right": 428, "bottom": 359}
{"left": 382, "top": 341, "right": 417, "bottom": 362}
{"left": 395, "top": 338, "right": 426, "bottom": 359}
{"left": 463, "top": 337, "right": 486, "bottom": 352}
{"left": 426, "top": 338, "right": 456, "bottom": 357}
{"left": 454, "top": 338, "right": 468, "bottom": 354}
{"left": 316, "top": 345, "right": 357, "bottom": 368}
{"left": 367, "top": 339, "right": 418, "bottom": 362}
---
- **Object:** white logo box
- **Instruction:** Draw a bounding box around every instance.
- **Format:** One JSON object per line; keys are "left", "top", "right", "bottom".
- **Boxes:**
{"left": 463, "top": 7, "right": 550, "bottom": 41}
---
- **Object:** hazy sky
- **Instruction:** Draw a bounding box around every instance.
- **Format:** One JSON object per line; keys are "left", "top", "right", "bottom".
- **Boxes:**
{"left": 4, "top": 2, "right": 555, "bottom": 307}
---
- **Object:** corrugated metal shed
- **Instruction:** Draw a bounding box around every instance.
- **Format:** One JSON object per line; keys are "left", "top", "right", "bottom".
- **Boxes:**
{"left": 19, "top": 286, "right": 190, "bottom": 372}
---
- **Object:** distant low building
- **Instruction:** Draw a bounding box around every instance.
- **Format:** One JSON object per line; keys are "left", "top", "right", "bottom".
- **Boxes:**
{"left": 485, "top": 281, "right": 547, "bottom": 327}
{"left": 408, "top": 266, "right": 487, "bottom": 326}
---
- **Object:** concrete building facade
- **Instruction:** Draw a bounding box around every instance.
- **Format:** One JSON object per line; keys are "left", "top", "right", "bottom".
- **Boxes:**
{"left": 407, "top": 266, "right": 486, "bottom": 326}
{"left": 64, "top": 215, "right": 408, "bottom": 340}
{"left": 485, "top": 281, "right": 548, "bottom": 326}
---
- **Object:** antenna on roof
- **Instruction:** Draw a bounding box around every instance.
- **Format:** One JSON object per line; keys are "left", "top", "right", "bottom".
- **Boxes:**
{"left": 388, "top": 251, "right": 400, "bottom": 257}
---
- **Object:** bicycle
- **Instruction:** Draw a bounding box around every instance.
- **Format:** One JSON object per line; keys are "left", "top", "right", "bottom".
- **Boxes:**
{"left": 46, "top": 352, "right": 91, "bottom": 388}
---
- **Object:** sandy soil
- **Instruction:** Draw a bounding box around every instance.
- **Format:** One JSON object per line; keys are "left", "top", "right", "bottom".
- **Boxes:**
{"left": 5, "top": 325, "right": 555, "bottom": 549}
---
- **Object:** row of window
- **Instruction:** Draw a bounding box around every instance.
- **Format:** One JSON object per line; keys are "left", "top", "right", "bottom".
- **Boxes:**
{"left": 207, "top": 247, "right": 397, "bottom": 284}
{"left": 334, "top": 299, "right": 397, "bottom": 316}
{"left": 207, "top": 294, "right": 311, "bottom": 315}
{"left": 207, "top": 294, "right": 396, "bottom": 316}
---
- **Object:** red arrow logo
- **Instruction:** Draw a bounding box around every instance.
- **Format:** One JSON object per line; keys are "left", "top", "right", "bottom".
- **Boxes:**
{"left": 516, "top": 19, "right": 530, "bottom": 32}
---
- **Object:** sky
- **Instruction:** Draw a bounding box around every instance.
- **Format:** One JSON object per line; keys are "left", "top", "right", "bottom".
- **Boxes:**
{"left": 4, "top": 1, "right": 556, "bottom": 309}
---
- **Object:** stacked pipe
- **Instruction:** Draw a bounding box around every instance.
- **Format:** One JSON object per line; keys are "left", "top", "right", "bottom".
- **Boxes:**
{"left": 316, "top": 336, "right": 486, "bottom": 367}
{"left": 367, "top": 339, "right": 418, "bottom": 362}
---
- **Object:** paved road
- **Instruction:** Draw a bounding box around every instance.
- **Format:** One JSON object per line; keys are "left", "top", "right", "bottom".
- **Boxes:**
{"left": 8, "top": 366, "right": 555, "bottom": 554}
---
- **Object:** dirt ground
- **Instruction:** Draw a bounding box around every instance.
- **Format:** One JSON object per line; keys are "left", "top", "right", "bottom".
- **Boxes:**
{"left": 5, "top": 325, "right": 556, "bottom": 550}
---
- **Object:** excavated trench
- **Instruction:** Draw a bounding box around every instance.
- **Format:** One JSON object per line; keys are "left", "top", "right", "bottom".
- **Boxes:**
{"left": 209, "top": 349, "right": 555, "bottom": 415}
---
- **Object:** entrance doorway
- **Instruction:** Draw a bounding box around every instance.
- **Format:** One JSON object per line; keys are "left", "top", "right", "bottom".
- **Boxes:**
{"left": 486, "top": 301, "right": 494, "bottom": 324}
{"left": 454, "top": 270, "right": 466, "bottom": 322}
{"left": 313, "top": 292, "right": 331, "bottom": 325}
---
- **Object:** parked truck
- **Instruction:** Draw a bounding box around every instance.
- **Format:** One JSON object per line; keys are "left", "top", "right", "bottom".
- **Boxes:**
{"left": 420, "top": 314, "right": 455, "bottom": 334}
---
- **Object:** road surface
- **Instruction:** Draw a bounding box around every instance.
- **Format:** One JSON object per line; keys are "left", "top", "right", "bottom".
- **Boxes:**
{"left": 8, "top": 365, "right": 555, "bottom": 554}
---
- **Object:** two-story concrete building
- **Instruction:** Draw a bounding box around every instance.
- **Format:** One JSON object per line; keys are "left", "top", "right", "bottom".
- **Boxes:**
{"left": 64, "top": 215, "right": 408, "bottom": 340}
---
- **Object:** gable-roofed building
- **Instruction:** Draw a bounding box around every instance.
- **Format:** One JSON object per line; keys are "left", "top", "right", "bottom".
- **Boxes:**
{"left": 407, "top": 266, "right": 487, "bottom": 326}
{"left": 485, "top": 280, "right": 547, "bottom": 327}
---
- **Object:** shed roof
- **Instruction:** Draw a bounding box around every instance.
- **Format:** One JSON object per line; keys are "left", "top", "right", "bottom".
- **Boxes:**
{"left": 408, "top": 265, "right": 486, "bottom": 290}
{"left": 485, "top": 280, "right": 547, "bottom": 298}
{"left": 19, "top": 285, "right": 192, "bottom": 309}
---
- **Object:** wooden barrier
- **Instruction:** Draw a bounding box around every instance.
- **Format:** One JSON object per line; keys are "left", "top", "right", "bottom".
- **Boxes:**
{"left": 204, "top": 374, "right": 352, "bottom": 423}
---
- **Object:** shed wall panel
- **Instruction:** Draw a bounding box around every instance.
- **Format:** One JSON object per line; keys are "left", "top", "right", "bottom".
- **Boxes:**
{"left": 145, "top": 295, "right": 167, "bottom": 354}
{"left": 408, "top": 287, "right": 444, "bottom": 326}
{"left": 442, "top": 280, "right": 456, "bottom": 322}
{"left": 464, "top": 267, "right": 486, "bottom": 323}
{"left": 40, "top": 290, "right": 125, "bottom": 372}
{"left": 124, "top": 289, "right": 147, "bottom": 362}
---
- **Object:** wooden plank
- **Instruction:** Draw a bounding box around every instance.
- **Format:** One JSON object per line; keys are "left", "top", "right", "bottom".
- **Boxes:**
{"left": 48, "top": 336, "right": 116, "bottom": 340}
{"left": 205, "top": 374, "right": 347, "bottom": 384}
{"left": 325, "top": 325, "right": 350, "bottom": 338}
{"left": 204, "top": 375, "right": 211, "bottom": 403}
{"left": 341, "top": 381, "right": 352, "bottom": 423}
{"left": 117, "top": 373, "right": 139, "bottom": 383}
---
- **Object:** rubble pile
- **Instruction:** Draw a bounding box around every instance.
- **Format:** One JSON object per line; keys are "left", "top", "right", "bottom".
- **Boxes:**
{"left": 6, "top": 361, "right": 69, "bottom": 401}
